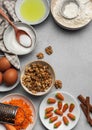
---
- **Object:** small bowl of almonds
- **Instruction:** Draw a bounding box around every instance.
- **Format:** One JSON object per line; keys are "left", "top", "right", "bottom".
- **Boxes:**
{"left": 20, "top": 61, "right": 55, "bottom": 96}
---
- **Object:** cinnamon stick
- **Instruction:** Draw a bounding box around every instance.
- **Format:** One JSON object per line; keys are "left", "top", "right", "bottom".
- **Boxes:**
{"left": 90, "top": 120, "right": 92, "bottom": 126}
{"left": 80, "top": 103, "right": 92, "bottom": 126}
{"left": 80, "top": 103, "right": 87, "bottom": 118}
{"left": 78, "top": 95, "right": 92, "bottom": 112}
{"left": 86, "top": 97, "right": 90, "bottom": 123}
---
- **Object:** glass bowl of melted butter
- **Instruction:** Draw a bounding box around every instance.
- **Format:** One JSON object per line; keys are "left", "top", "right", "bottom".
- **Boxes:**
{"left": 15, "top": 0, "right": 50, "bottom": 25}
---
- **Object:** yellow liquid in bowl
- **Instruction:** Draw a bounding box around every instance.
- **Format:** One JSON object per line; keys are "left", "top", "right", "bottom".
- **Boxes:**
{"left": 20, "top": 0, "right": 46, "bottom": 22}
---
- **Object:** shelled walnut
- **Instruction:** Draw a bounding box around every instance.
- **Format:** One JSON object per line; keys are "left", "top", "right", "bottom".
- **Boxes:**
{"left": 36, "top": 52, "right": 44, "bottom": 59}
{"left": 54, "top": 80, "right": 62, "bottom": 89}
{"left": 45, "top": 46, "right": 53, "bottom": 55}
{"left": 22, "top": 62, "right": 52, "bottom": 94}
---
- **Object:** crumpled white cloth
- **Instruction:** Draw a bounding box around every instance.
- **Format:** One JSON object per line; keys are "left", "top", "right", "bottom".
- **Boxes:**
{"left": 0, "top": 0, "right": 20, "bottom": 69}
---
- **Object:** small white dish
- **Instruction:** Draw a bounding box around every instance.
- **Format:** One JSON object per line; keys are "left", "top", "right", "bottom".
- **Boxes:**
{"left": 0, "top": 93, "right": 36, "bottom": 130}
{"left": 0, "top": 73, "right": 19, "bottom": 92}
{"left": 0, "top": 55, "right": 20, "bottom": 92}
{"left": 3, "top": 22, "right": 36, "bottom": 55}
{"left": 20, "top": 60, "right": 55, "bottom": 96}
{"left": 39, "top": 91, "right": 80, "bottom": 130}
{"left": 15, "top": 0, "right": 50, "bottom": 25}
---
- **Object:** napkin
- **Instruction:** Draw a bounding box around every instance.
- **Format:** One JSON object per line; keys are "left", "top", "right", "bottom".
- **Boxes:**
{"left": 0, "top": 0, "right": 20, "bottom": 69}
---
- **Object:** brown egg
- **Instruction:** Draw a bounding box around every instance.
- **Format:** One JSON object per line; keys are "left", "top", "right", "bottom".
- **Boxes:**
{"left": 4, "top": 68, "right": 18, "bottom": 86}
{"left": 0, "top": 72, "right": 3, "bottom": 84}
{"left": 0, "top": 57, "right": 11, "bottom": 72}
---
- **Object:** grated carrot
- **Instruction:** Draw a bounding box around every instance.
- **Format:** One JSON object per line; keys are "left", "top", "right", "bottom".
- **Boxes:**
{"left": 4, "top": 98, "right": 33, "bottom": 130}
{"left": 15, "top": 107, "right": 25, "bottom": 125}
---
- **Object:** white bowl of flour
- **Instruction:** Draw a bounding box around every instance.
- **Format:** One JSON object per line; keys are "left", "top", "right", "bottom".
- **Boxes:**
{"left": 51, "top": 0, "right": 92, "bottom": 30}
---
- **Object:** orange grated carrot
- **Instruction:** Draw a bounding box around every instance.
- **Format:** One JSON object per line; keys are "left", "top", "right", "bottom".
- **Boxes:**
{"left": 4, "top": 98, "right": 33, "bottom": 130}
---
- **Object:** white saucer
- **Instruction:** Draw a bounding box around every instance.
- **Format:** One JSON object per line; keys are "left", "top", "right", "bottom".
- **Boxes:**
{"left": 0, "top": 72, "right": 20, "bottom": 92}
{"left": 39, "top": 91, "right": 80, "bottom": 130}
{"left": 0, "top": 55, "right": 20, "bottom": 92}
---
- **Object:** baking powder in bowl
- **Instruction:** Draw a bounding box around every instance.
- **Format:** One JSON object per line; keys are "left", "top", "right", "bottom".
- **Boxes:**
{"left": 62, "top": 2, "right": 79, "bottom": 19}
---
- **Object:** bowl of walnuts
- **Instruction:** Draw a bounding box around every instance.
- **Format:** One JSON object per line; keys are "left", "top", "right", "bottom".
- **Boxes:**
{"left": 20, "top": 61, "right": 55, "bottom": 96}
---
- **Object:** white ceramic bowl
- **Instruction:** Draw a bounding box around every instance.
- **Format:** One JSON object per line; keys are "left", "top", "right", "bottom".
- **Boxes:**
{"left": 20, "top": 60, "right": 55, "bottom": 96}
{"left": 51, "top": 0, "right": 92, "bottom": 30}
{"left": 15, "top": 0, "right": 50, "bottom": 25}
{"left": 3, "top": 22, "right": 36, "bottom": 55}
{"left": 0, "top": 93, "right": 36, "bottom": 130}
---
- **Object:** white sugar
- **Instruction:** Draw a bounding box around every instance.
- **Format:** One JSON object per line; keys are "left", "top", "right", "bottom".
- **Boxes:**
{"left": 20, "top": 34, "right": 32, "bottom": 47}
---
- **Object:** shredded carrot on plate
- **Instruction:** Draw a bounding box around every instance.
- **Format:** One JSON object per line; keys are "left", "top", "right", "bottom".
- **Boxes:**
{"left": 4, "top": 98, "right": 33, "bottom": 130}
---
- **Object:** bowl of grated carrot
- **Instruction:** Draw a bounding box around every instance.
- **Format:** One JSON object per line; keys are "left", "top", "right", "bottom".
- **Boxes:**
{"left": 0, "top": 93, "right": 36, "bottom": 130}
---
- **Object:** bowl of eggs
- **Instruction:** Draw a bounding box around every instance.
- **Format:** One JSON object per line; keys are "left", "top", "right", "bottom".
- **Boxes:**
{"left": 0, "top": 55, "right": 20, "bottom": 92}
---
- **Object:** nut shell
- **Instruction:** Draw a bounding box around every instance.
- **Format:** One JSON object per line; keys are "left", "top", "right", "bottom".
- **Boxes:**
{"left": 4, "top": 68, "right": 18, "bottom": 86}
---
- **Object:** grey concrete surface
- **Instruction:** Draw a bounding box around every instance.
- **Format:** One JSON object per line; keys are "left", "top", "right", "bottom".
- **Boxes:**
{"left": 0, "top": 8, "right": 92, "bottom": 130}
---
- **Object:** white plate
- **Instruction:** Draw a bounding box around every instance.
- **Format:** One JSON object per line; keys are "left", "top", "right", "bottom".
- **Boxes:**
{"left": 39, "top": 91, "right": 80, "bottom": 130}
{"left": 0, "top": 93, "right": 36, "bottom": 130}
{"left": 3, "top": 22, "right": 36, "bottom": 55}
{"left": 0, "top": 72, "right": 19, "bottom": 92}
{"left": 0, "top": 55, "right": 20, "bottom": 92}
{"left": 15, "top": 0, "right": 50, "bottom": 25}
{"left": 51, "top": 0, "right": 92, "bottom": 30}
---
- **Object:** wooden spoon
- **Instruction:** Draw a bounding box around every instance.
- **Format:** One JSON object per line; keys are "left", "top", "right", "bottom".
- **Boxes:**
{"left": 0, "top": 8, "right": 32, "bottom": 48}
